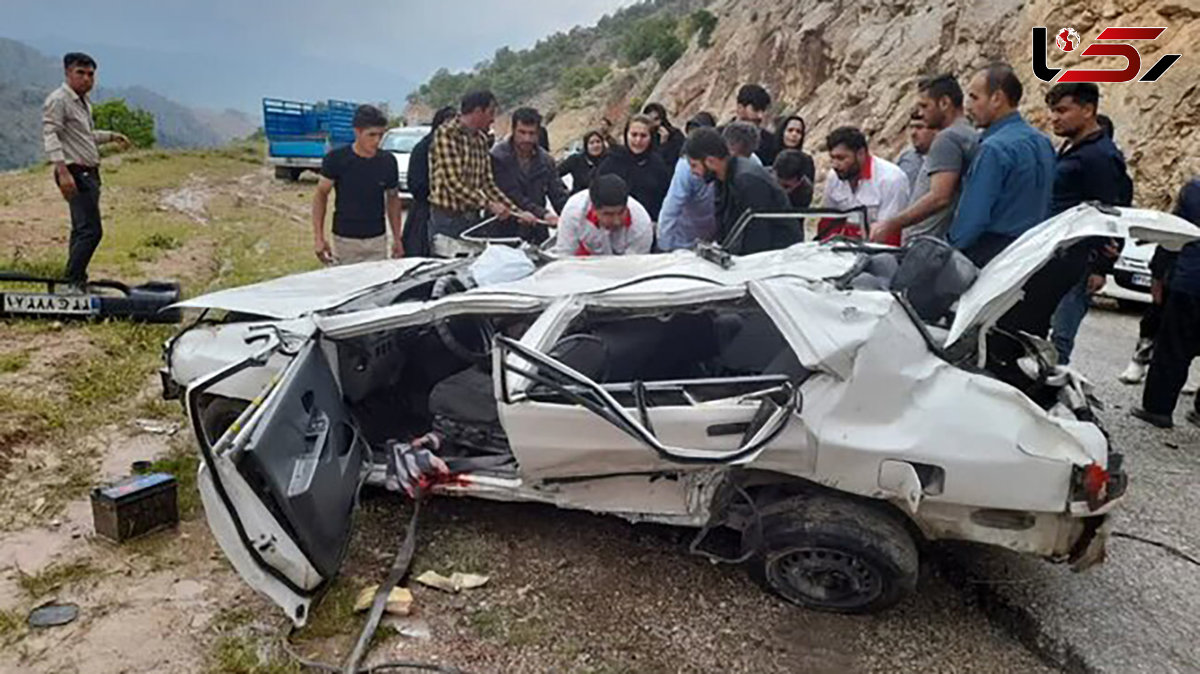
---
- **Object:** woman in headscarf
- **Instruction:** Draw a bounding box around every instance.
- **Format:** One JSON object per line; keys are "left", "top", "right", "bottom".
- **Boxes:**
{"left": 557, "top": 130, "right": 608, "bottom": 194}
{"left": 596, "top": 114, "right": 671, "bottom": 220}
{"left": 642, "top": 102, "right": 686, "bottom": 165}
{"left": 774, "top": 114, "right": 816, "bottom": 190}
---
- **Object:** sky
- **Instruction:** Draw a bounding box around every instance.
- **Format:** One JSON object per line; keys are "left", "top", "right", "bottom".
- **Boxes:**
{"left": 2, "top": 0, "right": 634, "bottom": 113}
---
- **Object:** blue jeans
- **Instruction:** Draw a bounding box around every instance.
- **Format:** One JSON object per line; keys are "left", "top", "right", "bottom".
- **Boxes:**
{"left": 1052, "top": 278, "right": 1091, "bottom": 364}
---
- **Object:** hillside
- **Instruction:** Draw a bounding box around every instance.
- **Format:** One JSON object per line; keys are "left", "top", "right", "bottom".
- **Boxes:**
{"left": 0, "top": 38, "right": 251, "bottom": 170}
{"left": 409, "top": 0, "right": 1198, "bottom": 210}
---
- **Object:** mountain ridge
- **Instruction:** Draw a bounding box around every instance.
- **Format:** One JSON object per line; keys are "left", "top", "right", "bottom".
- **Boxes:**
{"left": 409, "top": 0, "right": 1198, "bottom": 210}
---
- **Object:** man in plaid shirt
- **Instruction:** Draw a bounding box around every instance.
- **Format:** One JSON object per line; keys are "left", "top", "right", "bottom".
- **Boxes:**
{"left": 429, "top": 90, "right": 531, "bottom": 249}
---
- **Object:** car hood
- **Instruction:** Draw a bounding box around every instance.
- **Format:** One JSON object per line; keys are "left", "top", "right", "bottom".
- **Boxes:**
{"left": 172, "top": 258, "right": 440, "bottom": 319}
{"left": 946, "top": 205, "right": 1200, "bottom": 347}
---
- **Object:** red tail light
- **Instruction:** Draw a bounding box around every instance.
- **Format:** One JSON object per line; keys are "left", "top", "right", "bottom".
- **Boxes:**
{"left": 1082, "top": 463, "right": 1110, "bottom": 509}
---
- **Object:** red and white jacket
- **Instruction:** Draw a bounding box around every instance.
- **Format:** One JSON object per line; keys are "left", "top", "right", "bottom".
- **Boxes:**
{"left": 553, "top": 190, "right": 654, "bottom": 257}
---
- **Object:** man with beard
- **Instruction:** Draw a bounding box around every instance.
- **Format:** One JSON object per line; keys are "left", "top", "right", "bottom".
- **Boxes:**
{"left": 684, "top": 127, "right": 800, "bottom": 254}
{"left": 895, "top": 112, "right": 937, "bottom": 191}
{"left": 491, "top": 106, "right": 569, "bottom": 243}
{"left": 429, "top": 90, "right": 529, "bottom": 252}
{"left": 870, "top": 74, "right": 979, "bottom": 245}
{"left": 948, "top": 63, "right": 1055, "bottom": 267}
{"left": 658, "top": 113, "right": 720, "bottom": 251}
{"left": 819, "top": 126, "right": 910, "bottom": 242}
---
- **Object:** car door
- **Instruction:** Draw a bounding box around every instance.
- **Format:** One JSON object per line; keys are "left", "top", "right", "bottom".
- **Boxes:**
{"left": 496, "top": 297, "right": 805, "bottom": 482}
{"left": 189, "top": 334, "right": 363, "bottom": 625}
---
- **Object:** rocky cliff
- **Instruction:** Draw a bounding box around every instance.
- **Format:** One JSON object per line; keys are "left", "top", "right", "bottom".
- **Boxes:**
{"left": 525, "top": 0, "right": 1199, "bottom": 209}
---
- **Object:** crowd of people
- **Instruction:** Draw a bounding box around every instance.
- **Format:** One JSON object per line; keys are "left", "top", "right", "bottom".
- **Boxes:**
{"left": 306, "top": 61, "right": 1200, "bottom": 429}
{"left": 35, "top": 50, "right": 1199, "bottom": 430}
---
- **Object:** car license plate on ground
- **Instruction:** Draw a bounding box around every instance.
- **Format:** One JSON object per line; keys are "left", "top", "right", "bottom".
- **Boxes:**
{"left": 1131, "top": 273, "right": 1152, "bottom": 288}
{"left": 2, "top": 292, "right": 97, "bottom": 316}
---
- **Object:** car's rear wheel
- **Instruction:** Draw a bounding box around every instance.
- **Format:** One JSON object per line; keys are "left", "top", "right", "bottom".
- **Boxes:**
{"left": 747, "top": 495, "right": 918, "bottom": 614}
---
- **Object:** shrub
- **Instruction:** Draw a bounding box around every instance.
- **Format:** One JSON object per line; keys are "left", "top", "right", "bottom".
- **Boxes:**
{"left": 559, "top": 65, "right": 611, "bottom": 100}
{"left": 689, "top": 9, "right": 719, "bottom": 48}
{"left": 92, "top": 99, "right": 155, "bottom": 148}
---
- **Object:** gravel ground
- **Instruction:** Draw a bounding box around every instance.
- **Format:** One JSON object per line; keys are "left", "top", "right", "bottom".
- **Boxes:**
{"left": 307, "top": 489, "right": 1056, "bottom": 673}
{"left": 942, "top": 301, "right": 1200, "bottom": 674}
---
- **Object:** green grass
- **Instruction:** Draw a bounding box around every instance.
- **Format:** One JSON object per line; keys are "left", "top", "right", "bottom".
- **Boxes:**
{"left": 0, "top": 351, "right": 30, "bottom": 373}
{"left": 136, "top": 396, "right": 181, "bottom": 420}
{"left": 15, "top": 560, "right": 99, "bottom": 597}
{"left": 209, "top": 635, "right": 300, "bottom": 674}
{"left": 413, "top": 525, "right": 493, "bottom": 575}
{"left": 148, "top": 436, "right": 201, "bottom": 519}
{"left": 0, "top": 388, "right": 68, "bottom": 448}
{"left": 0, "top": 608, "right": 21, "bottom": 642}
{"left": 467, "top": 603, "right": 547, "bottom": 647}
{"left": 295, "top": 577, "right": 361, "bottom": 642}
{"left": 0, "top": 253, "right": 65, "bottom": 290}
{"left": 0, "top": 145, "right": 315, "bottom": 526}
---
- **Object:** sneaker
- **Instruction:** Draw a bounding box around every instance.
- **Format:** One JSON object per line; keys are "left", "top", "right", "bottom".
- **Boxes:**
{"left": 1187, "top": 410, "right": 1200, "bottom": 429}
{"left": 1131, "top": 407, "right": 1174, "bottom": 429}
{"left": 1118, "top": 360, "right": 1148, "bottom": 385}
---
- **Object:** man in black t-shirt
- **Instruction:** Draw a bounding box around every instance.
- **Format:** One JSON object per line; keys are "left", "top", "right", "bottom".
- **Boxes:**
{"left": 312, "top": 105, "right": 402, "bottom": 265}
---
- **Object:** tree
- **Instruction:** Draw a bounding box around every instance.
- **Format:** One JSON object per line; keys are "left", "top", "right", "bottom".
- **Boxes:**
{"left": 92, "top": 99, "right": 155, "bottom": 148}
{"left": 688, "top": 10, "right": 719, "bottom": 48}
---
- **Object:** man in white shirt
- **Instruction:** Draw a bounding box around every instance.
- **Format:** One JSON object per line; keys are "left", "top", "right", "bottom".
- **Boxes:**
{"left": 554, "top": 174, "right": 654, "bottom": 257}
{"left": 819, "top": 126, "right": 910, "bottom": 243}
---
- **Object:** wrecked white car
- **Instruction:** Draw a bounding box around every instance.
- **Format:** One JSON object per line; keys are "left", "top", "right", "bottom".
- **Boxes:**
{"left": 161, "top": 204, "right": 1198, "bottom": 623}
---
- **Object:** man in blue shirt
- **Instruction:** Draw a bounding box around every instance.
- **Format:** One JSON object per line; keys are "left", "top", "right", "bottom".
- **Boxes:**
{"left": 1134, "top": 179, "right": 1200, "bottom": 429}
{"left": 658, "top": 114, "right": 719, "bottom": 250}
{"left": 949, "top": 63, "right": 1056, "bottom": 267}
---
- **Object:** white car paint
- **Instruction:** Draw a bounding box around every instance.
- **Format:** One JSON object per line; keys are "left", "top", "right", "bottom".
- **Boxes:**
{"left": 381, "top": 126, "right": 430, "bottom": 196}
{"left": 166, "top": 204, "right": 1198, "bottom": 625}
{"left": 1099, "top": 238, "right": 1155, "bottom": 305}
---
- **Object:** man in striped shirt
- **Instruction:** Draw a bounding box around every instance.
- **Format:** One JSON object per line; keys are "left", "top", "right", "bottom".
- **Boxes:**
{"left": 428, "top": 90, "right": 531, "bottom": 251}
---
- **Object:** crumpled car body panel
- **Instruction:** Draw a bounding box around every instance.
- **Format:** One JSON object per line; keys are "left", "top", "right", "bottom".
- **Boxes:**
{"left": 167, "top": 204, "right": 1195, "bottom": 624}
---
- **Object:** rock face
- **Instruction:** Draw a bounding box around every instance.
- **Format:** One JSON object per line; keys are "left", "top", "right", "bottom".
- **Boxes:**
{"left": 644, "top": 0, "right": 1198, "bottom": 208}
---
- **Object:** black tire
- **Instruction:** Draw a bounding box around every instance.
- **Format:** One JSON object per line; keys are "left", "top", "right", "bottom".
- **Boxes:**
{"left": 199, "top": 397, "right": 249, "bottom": 447}
{"left": 748, "top": 495, "right": 919, "bottom": 614}
{"left": 290, "top": 168, "right": 304, "bottom": 182}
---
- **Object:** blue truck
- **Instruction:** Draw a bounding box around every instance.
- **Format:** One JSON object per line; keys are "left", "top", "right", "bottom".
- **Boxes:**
{"left": 263, "top": 98, "right": 357, "bottom": 181}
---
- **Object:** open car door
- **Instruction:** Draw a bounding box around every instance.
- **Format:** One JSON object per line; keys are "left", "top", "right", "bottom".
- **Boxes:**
{"left": 187, "top": 334, "right": 364, "bottom": 625}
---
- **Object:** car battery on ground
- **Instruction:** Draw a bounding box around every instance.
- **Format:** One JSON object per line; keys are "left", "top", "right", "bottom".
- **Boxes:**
{"left": 91, "top": 473, "right": 179, "bottom": 543}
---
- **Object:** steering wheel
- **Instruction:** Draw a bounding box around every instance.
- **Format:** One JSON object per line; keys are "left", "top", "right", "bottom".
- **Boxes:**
{"left": 431, "top": 273, "right": 495, "bottom": 364}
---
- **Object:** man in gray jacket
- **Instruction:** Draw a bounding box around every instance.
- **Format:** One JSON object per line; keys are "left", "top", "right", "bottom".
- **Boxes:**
{"left": 491, "top": 107, "right": 569, "bottom": 242}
